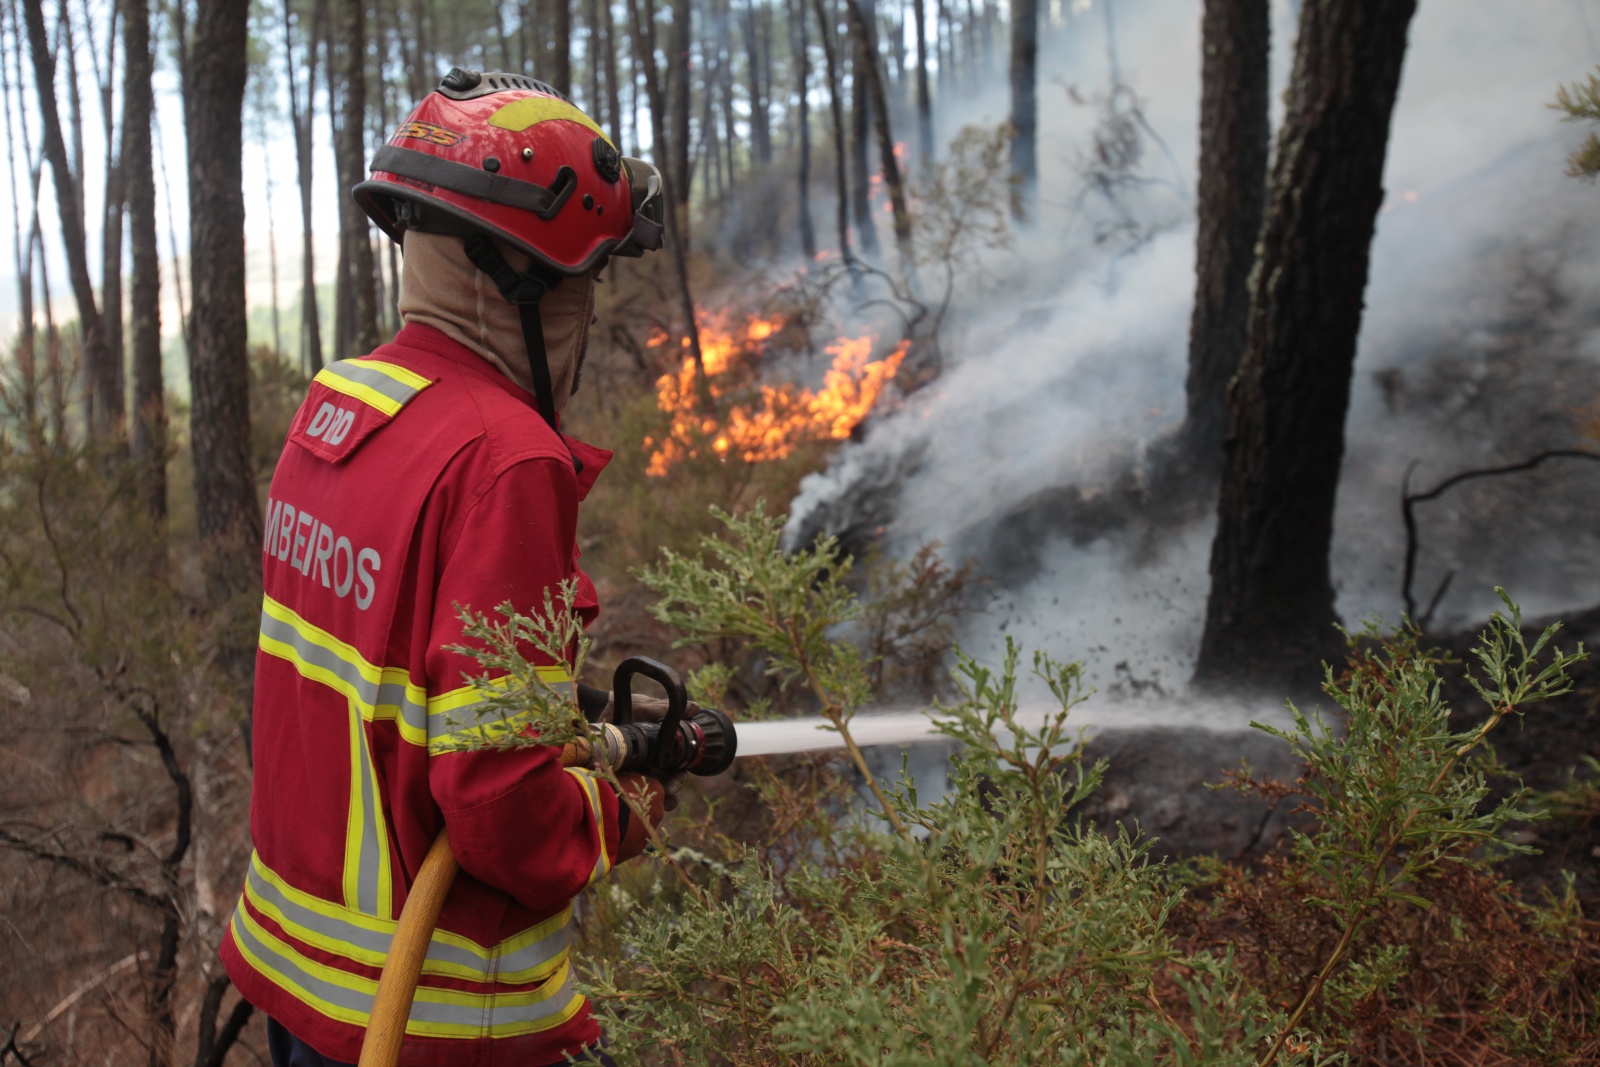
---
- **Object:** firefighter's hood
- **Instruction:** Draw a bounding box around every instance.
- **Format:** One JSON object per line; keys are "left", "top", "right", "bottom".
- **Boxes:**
{"left": 397, "top": 229, "right": 594, "bottom": 412}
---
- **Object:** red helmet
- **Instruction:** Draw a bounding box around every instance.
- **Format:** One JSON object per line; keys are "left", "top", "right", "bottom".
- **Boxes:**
{"left": 354, "top": 68, "right": 663, "bottom": 277}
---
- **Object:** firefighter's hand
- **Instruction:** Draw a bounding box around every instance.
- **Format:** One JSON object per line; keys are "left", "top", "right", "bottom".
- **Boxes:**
{"left": 597, "top": 691, "right": 700, "bottom": 725}
{"left": 614, "top": 773, "right": 666, "bottom": 865}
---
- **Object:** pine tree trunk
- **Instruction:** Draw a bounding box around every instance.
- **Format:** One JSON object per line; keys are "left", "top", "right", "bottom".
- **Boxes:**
{"left": 290, "top": 0, "right": 327, "bottom": 374}
{"left": 1194, "top": 0, "right": 1419, "bottom": 690}
{"left": 603, "top": 0, "right": 623, "bottom": 146}
{"left": 811, "top": 0, "right": 852, "bottom": 265}
{"left": 551, "top": 0, "right": 572, "bottom": 95}
{"left": 741, "top": 0, "right": 771, "bottom": 165}
{"left": 669, "top": 0, "right": 692, "bottom": 214}
{"left": 338, "top": 0, "right": 379, "bottom": 357}
{"left": 22, "top": 0, "right": 113, "bottom": 441}
{"left": 99, "top": 11, "right": 127, "bottom": 439}
{"left": 912, "top": 0, "right": 931, "bottom": 163}
{"left": 1181, "top": 0, "right": 1270, "bottom": 477}
{"left": 842, "top": 0, "right": 909, "bottom": 255}
{"left": 585, "top": 0, "right": 602, "bottom": 113}
{"left": 125, "top": 0, "right": 166, "bottom": 518}
{"left": 793, "top": 0, "right": 816, "bottom": 257}
{"left": 1008, "top": 0, "right": 1037, "bottom": 212}
{"left": 185, "top": 0, "right": 264, "bottom": 602}
{"left": 846, "top": 0, "right": 879, "bottom": 254}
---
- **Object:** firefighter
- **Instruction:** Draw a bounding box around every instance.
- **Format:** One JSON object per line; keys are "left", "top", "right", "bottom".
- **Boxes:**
{"left": 220, "top": 70, "right": 669, "bottom": 1067}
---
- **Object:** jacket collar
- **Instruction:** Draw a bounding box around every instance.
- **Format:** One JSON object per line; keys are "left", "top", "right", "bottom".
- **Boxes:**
{"left": 380, "top": 322, "right": 614, "bottom": 499}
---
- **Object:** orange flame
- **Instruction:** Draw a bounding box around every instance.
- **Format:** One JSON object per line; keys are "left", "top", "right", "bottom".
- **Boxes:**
{"left": 646, "top": 311, "right": 908, "bottom": 476}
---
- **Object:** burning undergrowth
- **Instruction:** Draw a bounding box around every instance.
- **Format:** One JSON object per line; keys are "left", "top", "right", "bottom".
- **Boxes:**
{"left": 643, "top": 307, "right": 909, "bottom": 476}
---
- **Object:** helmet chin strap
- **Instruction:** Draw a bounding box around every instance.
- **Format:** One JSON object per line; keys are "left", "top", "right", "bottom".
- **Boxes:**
{"left": 462, "top": 235, "right": 562, "bottom": 429}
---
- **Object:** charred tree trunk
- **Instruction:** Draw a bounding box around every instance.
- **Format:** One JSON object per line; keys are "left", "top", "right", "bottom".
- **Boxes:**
{"left": 845, "top": 0, "right": 879, "bottom": 254}
{"left": 811, "top": 0, "right": 852, "bottom": 266}
{"left": 626, "top": 0, "right": 705, "bottom": 372}
{"left": 602, "top": 0, "right": 623, "bottom": 146}
{"left": 1194, "top": 0, "right": 1420, "bottom": 690}
{"left": 185, "top": 0, "right": 263, "bottom": 601}
{"left": 337, "top": 0, "right": 379, "bottom": 357}
{"left": 1182, "top": 0, "right": 1270, "bottom": 477}
{"left": 842, "top": 0, "right": 909, "bottom": 255}
{"left": 741, "top": 0, "right": 771, "bottom": 165}
{"left": 2, "top": 0, "right": 39, "bottom": 428}
{"left": 125, "top": 0, "right": 165, "bottom": 519}
{"left": 792, "top": 0, "right": 816, "bottom": 256}
{"left": 668, "top": 0, "right": 692, "bottom": 217}
{"left": 287, "top": 0, "right": 327, "bottom": 374}
{"left": 98, "top": 8, "right": 127, "bottom": 440}
{"left": 912, "top": 0, "right": 931, "bottom": 164}
{"left": 22, "top": 0, "right": 113, "bottom": 440}
{"left": 1008, "top": 0, "right": 1037, "bottom": 214}
{"left": 550, "top": 0, "right": 572, "bottom": 95}
{"left": 585, "top": 0, "right": 601, "bottom": 113}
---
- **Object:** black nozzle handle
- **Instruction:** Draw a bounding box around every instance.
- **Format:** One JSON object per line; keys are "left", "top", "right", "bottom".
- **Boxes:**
{"left": 610, "top": 656, "right": 688, "bottom": 771}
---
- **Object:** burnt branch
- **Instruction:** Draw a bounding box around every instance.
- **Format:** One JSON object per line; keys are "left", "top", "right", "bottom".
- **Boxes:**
{"left": 192, "top": 974, "right": 252, "bottom": 1067}
{"left": 1401, "top": 449, "right": 1600, "bottom": 628}
{"left": 0, "top": 825, "right": 172, "bottom": 913}
{"left": 2, "top": 1022, "right": 36, "bottom": 1066}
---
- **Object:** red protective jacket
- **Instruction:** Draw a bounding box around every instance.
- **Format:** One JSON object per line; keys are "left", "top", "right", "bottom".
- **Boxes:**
{"left": 221, "top": 323, "right": 621, "bottom": 1066}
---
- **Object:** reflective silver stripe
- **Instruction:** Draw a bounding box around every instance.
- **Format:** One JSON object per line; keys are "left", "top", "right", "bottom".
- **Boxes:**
{"left": 244, "top": 855, "right": 571, "bottom": 981}
{"left": 259, "top": 606, "right": 428, "bottom": 743}
{"left": 232, "top": 904, "right": 376, "bottom": 1020}
{"left": 409, "top": 963, "right": 577, "bottom": 1029}
{"left": 232, "top": 898, "right": 580, "bottom": 1034}
{"left": 320, "top": 359, "right": 425, "bottom": 408}
{"left": 351, "top": 710, "right": 386, "bottom": 915}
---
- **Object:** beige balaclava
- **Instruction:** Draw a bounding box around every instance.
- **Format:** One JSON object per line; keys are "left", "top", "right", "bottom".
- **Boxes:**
{"left": 397, "top": 230, "right": 596, "bottom": 413}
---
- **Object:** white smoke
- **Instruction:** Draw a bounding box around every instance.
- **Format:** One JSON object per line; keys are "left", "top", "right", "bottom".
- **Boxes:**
{"left": 786, "top": 0, "right": 1600, "bottom": 716}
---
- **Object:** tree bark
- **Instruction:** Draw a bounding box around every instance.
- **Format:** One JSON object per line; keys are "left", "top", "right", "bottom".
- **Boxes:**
{"left": 337, "top": 0, "right": 379, "bottom": 358}
{"left": 3, "top": 0, "right": 40, "bottom": 428}
{"left": 792, "top": 0, "right": 816, "bottom": 257}
{"left": 626, "top": 0, "right": 705, "bottom": 372}
{"left": 668, "top": 0, "right": 691, "bottom": 215}
{"left": 1194, "top": 0, "right": 1420, "bottom": 690}
{"left": 550, "top": 0, "right": 572, "bottom": 95}
{"left": 1181, "top": 0, "right": 1270, "bottom": 476}
{"left": 97, "top": 3, "right": 126, "bottom": 438}
{"left": 602, "top": 0, "right": 623, "bottom": 146}
{"left": 286, "top": 0, "right": 326, "bottom": 374}
{"left": 811, "top": 0, "right": 852, "bottom": 266}
{"left": 22, "top": 0, "right": 114, "bottom": 441}
{"left": 842, "top": 0, "right": 909, "bottom": 255}
{"left": 185, "top": 0, "right": 263, "bottom": 601}
{"left": 912, "top": 0, "right": 931, "bottom": 164}
{"left": 741, "top": 0, "right": 771, "bottom": 165}
{"left": 125, "top": 0, "right": 165, "bottom": 518}
{"left": 1008, "top": 0, "right": 1037, "bottom": 213}
{"left": 846, "top": 0, "right": 878, "bottom": 254}
{"left": 585, "top": 0, "right": 601, "bottom": 113}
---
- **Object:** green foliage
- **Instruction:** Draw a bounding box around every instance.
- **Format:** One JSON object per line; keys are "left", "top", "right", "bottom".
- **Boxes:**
{"left": 435, "top": 579, "right": 592, "bottom": 753}
{"left": 460, "top": 504, "right": 1597, "bottom": 1065}
{"left": 1554, "top": 68, "right": 1600, "bottom": 180}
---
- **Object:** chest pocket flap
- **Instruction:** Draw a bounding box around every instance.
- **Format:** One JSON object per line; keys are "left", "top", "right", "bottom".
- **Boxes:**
{"left": 290, "top": 358, "right": 436, "bottom": 463}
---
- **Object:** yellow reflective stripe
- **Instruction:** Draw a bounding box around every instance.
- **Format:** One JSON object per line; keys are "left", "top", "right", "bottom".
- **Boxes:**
{"left": 258, "top": 596, "right": 429, "bottom": 747}
{"left": 342, "top": 706, "right": 393, "bottom": 917}
{"left": 487, "top": 96, "right": 611, "bottom": 144}
{"left": 244, "top": 852, "right": 570, "bottom": 984}
{"left": 426, "top": 670, "right": 575, "bottom": 754}
{"left": 231, "top": 897, "right": 586, "bottom": 1038}
{"left": 313, "top": 358, "right": 432, "bottom": 417}
{"left": 565, "top": 767, "right": 612, "bottom": 888}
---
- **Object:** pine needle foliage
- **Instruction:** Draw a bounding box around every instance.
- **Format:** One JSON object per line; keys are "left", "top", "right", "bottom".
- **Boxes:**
{"left": 454, "top": 506, "right": 1595, "bottom": 1065}
{"left": 1553, "top": 67, "right": 1600, "bottom": 179}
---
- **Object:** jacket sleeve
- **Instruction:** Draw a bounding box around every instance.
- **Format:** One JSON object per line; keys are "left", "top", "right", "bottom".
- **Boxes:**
{"left": 423, "top": 455, "right": 622, "bottom": 913}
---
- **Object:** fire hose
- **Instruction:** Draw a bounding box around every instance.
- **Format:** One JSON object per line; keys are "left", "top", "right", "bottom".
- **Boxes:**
{"left": 356, "top": 657, "right": 737, "bottom": 1067}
